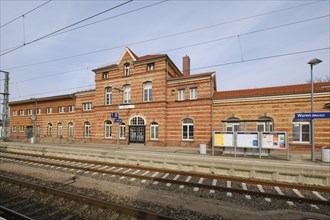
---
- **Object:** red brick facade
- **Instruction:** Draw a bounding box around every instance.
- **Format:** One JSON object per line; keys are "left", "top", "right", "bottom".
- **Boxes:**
{"left": 8, "top": 48, "right": 330, "bottom": 151}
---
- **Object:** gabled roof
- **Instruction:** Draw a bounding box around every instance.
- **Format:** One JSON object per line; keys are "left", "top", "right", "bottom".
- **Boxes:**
{"left": 116, "top": 47, "right": 137, "bottom": 65}
{"left": 213, "top": 82, "right": 330, "bottom": 99}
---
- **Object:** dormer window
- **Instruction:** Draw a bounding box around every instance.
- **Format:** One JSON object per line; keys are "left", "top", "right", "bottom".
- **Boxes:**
{"left": 147, "top": 63, "right": 155, "bottom": 71}
{"left": 124, "top": 63, "right": 130, "bottom": 76}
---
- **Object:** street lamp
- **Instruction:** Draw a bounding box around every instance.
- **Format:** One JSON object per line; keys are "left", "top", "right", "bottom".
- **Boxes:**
{"left": 30, "top": 98, "right": 38, "bottom": 143}
{"left": 114, "top": 87, "right": 124, "bottom": 149}
{"left": 307, "top": 58, "right": 322, "bottom": 161}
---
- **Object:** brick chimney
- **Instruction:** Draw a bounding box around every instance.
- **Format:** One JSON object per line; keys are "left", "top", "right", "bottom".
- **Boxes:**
{"left": 183, "top": 55, "right": 190, "bottom": 76}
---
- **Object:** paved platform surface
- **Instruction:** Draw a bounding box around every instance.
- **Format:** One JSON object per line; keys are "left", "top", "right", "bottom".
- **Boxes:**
{"left": 1, "top": 141, "right": 330, "bottom": 186}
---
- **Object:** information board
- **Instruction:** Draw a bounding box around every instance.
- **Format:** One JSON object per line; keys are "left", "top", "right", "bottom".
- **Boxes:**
{"left": 214, "top": 132, "right": 234, "bottom": 147}
{"left": 261, "top": 132, "right": 286, "bottom": 149}
{"left": 236, "top": 132, "right": 258, "bottom": 148}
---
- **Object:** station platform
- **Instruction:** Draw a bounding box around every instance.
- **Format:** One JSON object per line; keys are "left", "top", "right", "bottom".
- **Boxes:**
{"left": 1, "top": 141, "right": 329, "bottom": 186}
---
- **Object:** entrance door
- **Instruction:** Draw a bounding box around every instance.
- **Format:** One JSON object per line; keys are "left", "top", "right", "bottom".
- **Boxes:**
{"left": 27, "top": 126, "right": 33, "bottom": 138}
{"left": 129, "top": 126, "right": 145, "bottom": 144}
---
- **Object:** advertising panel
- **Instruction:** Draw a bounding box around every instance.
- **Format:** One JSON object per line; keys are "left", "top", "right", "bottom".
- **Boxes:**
{"left": 214, "top": 132, "right": 234, "bottom": 147}
{"left": 236, "top": 132, "right": 258, "bottom": 148}
{"left": 261, "top": 132, "right": 286, "bottom": 149}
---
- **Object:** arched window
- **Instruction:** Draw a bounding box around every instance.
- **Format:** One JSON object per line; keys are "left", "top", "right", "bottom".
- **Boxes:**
{"left": 150, "top": 122, "right": 158, "bottom": 140}
{"left": 123, "top": 85, "right": 131, "bottom": 104}
{"left": 105, "top": 87, "right": 112, "bottom": 105}
{"left": 57, "top": 122, "right": 62, "bottom": 137}
{"left": 226, "top": 117, "right": 240, "bottom": 132}
{"left": 124, "top": 63, "right": 130, "bottom": 76}
{"left": 68, "top": 122, "right": 74, "bottom": 137}
{"left": 105, "top": 120, "right": 112, "bottom": 138}
{"left": 182, "top": 118, "right": 194, "bottom": 140}
{"left": 292, "top": 118, "right": 310, "bottom": 143}
{"left": 119, "top": 122, "right": 125, "bottom": 139}
{"left": 47, "top": 123, "right": 52, "bottom": 136}
{"left": 84, "top": 121, "right": 91, "bottom": 138}
{"left": 143, "top": 82, "right": 152, "bottom": 102}
{"left": 130, "top": 116, "right": 145, "bottom": 125}
{"left": 257, "top": 117, "right": 273, "bottom": 132}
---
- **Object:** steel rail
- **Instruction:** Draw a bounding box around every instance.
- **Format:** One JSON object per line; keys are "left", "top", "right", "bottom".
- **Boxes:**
{"left": 1, "top": 150, "right": 329, "bottom": 192}
{"left": 0, "top": 174, "right": 175, "bottom": 220}
{"left": 2, "top": 154, "right": 329, "bottom": 206}
{"left": 0, "top": 205, "right": 34, "bottom": 220}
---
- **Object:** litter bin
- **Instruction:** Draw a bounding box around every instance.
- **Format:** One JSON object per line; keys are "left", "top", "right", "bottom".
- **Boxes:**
{"left": 31, "top": 137, "right": 36, "bottom": 144}
{"left": 321, "top": 146, "right": 330, "bottom": 162}
{"left": 200, "top": 144, "right": 206, "bottom": 155}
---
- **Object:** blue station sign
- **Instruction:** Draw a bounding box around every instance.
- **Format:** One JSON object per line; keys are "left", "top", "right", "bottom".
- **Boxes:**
{"left": 111, "top": 112, "right": 118, "bottom": 119}
{"left": 114, "top": 118, "right": 122, "bottom": 123}
{"left": 295, "top": 112, "right": 330, "bottom": 119}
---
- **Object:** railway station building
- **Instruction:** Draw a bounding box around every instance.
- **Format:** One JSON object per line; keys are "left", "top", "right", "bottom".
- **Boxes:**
{"left": 8, "top": 48, "right": 330, "bottom": 152}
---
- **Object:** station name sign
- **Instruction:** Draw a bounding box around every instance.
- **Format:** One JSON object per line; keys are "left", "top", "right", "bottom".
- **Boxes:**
{"left": 295, "top": 112, "right": 330, "bottom": 119}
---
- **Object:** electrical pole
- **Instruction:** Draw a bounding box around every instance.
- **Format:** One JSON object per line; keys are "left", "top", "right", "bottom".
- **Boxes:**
{"left": 0, "top": 70, "right": 9, "bottom": 141}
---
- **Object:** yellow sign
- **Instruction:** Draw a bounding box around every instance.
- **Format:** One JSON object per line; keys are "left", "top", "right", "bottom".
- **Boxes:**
{"left": 214, "top": 134, "right": 224, "bottom": 146}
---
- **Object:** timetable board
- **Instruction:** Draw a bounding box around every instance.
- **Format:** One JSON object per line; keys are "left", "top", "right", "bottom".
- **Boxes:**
{"left": 236, "top": 132, "right": 259, "bottom": 148}
{"left": 213, "top": 132, "right": 234, "bottom": 147}
{"left": 261, "top": 132, "right": 287, "bottom": 149}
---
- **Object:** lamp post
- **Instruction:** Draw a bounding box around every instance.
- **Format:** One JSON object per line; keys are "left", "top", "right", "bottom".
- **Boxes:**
{"left": 30, "top": 98, "right": 38, "bottom": 143}
{"left": 114, "top": 87, "right": 124, "bottom": 149}
{"left": 307, "top": 58, "right": 322, "bottom": 161}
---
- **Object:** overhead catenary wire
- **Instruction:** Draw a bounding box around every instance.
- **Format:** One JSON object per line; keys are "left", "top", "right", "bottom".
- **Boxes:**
{"left": 0, "top": 0, "right": 52, "bottom": 28}
{"left": 4, "top": 11, "right": 328, "bottom": 71}
{"left": 10, "top": 14, "right": 330, "bottom": 85}
{"left": 0, "top": 0, "right": 134, "bottom": 57}
{"left": 10, "top": 46, "right": 329, "bottom": 101}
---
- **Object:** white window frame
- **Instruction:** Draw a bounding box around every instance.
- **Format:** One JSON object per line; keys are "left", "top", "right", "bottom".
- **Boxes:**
{"left": 256, "top": 122, "right": 273, "bottom": 132}
{"left": 226, "top": 123, "right": 240, "bottom": 132}
{"left": 105, "top": 120, "right": 112, "bottom": 138}
{"left": 27, "top": 109, "right": 33, "bottom": 115}
{"left": 59, "top": 106, "right": 65, "bottom": 113}
{"left": 190, "top": 87, "right": 198, "bottom": 100}
{"left": 36, "top": 108, "right": 41, "bottom": 115}
{"left": 19, "top": 126, "right": 24, "bottom": 132}
{"left": 105, "top": 87, "right": 112, "bottom": 105}
{"left": 119, "top": 123, "right": 125, "bottom": 139}
{"left": 147, "top": 63, "right": 155, "bottom": 71}
{"left": 178, "top": 89, "right": 185, "bottom": 101}
{"left": 13, "top": 110, "right": 17, "bottom": 116}
{"left": 102, "top": 71, "right": 109, "bottom": 79}
{"left": 68, "top": 122, "right": 74, "bottom": 137}
{"left": 292, "top": 121, "right": 310, "bottom": 143}
{"left": 143, "top": 82, "right": 152, "bottom": 102}
{"left": 123, "top": 85, "right": 131, "bottom": 104}
{"left": 47, "top": 123, "right": 53, "bottom": 136}
{"left": 19, "top": 110, "right": 24, "bottom": 115}
{"left": 83, "top": 103, "right": 92, "bottom": 111}
{"left": 69, "top": 105, "right": 75, "bottom": 113}
{"left": 150, "top": 122, "right": 159, "bottom": 140}
{"left": 12, "top": 126, "right": 18, "bottom": 132}
{"left": 47, "top": 107, "right": 53, "bottom": 114}
{"left": 124, "top": 63, "right": 130, "bottom": 76}
{"left": 85, "top": 121, "right": 91, "bottom": 138}
{"left": 57, "top": 122, "right": 62, "bottom": 137}
{"left": 182, "top": 118, "right": 194, "bottom": 141}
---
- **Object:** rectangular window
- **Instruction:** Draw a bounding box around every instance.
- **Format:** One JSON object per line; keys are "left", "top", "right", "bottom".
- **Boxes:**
{"left": 147, "top": 63, "right": 155, "bottom": 71}
{"left": 123, "top": 86, "right": 131, "bottom": 104}
{"left": 150, "top": 124, "right": 159, "bottom": 140}
{"left": 292, "top": 122, "right": 310, "bottom": 143}
{"left": 47, "top": 107, "right": 53, "bottom": 114}
{"left": 178, "top": 89, "right": 185, "bottom": 101}
{"left": 226, "top": 123, "right": 240, "bottom": 132}
{"left": 19, "top": 126, "right": 24, "bottom": 132}
{"left": 83, "top": 103, "right": 92, "bottom": 111}
{"left": 69, "top": 123, "right": 74, "bottom": 137}
{"left": 143, "top": 82, "right": 152, "bottom": 102}
{"left": 36, "top": 108, "right": 41, "bottom": 115}
{"left": 27, "top": 109, "right": 33, "bottom": 115}
{"left": 19, "top": 110, "right": 24, "bottom": 115}
{"left": 106, "top": 87, "right": 112, "bottom": 105}
{"left": 190, "top": 88, "right": 198, "bottom": 100}
{"left": 59, "top": 106, "right": 65, "bottom": 113}
{"left": 102, "top": 71, "right": 109, "bottom": 79}
{"left": 119, "top": 124, "right": 125, "bottom": 139}
{"left": 12, "top": 126, "right": 17, "bottom": 132}
{"left": 13, "top": 110, "right": 17, "bottom": 116}
{"left": 69, "top": 105, "right": 75, "bottom": 112}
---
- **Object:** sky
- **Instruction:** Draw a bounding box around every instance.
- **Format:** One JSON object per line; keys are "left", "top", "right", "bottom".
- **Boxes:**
{"left": 0, "top": 0, "right": 329, "bottom": 102}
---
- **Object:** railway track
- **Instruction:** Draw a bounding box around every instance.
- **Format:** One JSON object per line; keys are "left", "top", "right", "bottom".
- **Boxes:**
{"left": 1, "top": 151, "right": 329, "bottom": 214}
